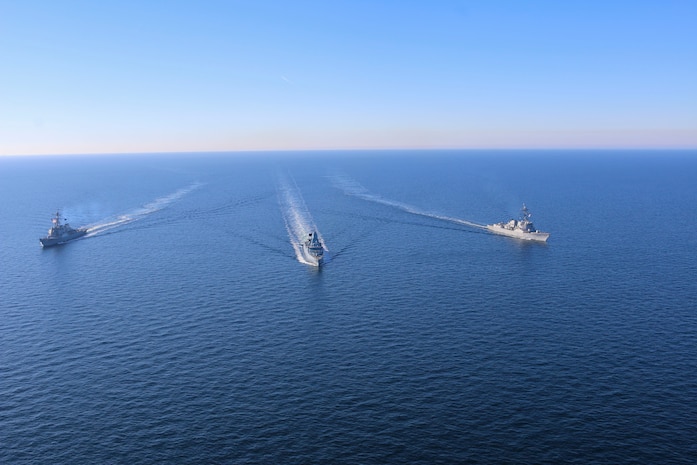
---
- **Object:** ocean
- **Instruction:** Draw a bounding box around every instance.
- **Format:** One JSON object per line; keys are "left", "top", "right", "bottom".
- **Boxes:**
{"left": 1, "top": 150, "right": 696, "bottom": 464}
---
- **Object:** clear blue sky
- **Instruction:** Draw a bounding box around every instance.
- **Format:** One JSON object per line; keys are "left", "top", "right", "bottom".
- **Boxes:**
{"left": 1, "top": 0, "right": 696, "bottom": 155}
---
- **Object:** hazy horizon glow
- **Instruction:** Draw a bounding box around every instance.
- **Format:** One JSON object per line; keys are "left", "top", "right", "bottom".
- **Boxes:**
{"left": 2, "top": 1, "right": 696, "bottom": 156}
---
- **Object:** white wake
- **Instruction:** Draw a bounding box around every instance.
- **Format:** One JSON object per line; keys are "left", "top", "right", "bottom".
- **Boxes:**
{"left": 330, "top": 175, "right": 487, "bottom": 230}
{"left": 84, "top": 182, "right": 202, "bottom": 236}
{"left": 277, "top": 174, "right": 327, "bottom": 266}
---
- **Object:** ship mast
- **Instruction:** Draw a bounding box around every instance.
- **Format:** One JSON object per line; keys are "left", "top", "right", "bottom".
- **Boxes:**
{"left": 520, "top": 204, "right": 531, "bottom": 222}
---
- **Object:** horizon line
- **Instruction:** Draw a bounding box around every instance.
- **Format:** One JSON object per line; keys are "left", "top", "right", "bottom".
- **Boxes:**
{"left": 2, "top": 147, "right": 697, "bottom": 158}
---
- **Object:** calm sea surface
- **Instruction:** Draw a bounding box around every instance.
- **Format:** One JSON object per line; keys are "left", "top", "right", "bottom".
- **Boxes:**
{"left": 1, "top": 151, "right": 696, "bottom": 464}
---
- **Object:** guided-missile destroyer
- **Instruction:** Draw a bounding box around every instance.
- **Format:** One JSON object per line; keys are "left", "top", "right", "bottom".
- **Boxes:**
{"left": 302, "top": 231, "right": 324, "bottom": 266}
{"left": 486, "top": 204, "right": 549, "bottom": 242}
{"left": 39, "top": 211, "right": 87, "bottom": 247}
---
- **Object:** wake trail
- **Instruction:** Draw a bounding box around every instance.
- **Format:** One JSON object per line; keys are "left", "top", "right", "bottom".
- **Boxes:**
{"left": 329, "top": 175, "right": 488, "bottom": 230}
{"left": 84, "top": 182, "right": 202, "bottom": 237}
{"left": 277, "top": 173, "right": 327, "bottom": 266}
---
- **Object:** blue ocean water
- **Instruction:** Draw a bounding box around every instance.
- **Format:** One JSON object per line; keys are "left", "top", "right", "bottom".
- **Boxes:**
{"left": 1, "top": 151, "right": 696, "bottom": 464}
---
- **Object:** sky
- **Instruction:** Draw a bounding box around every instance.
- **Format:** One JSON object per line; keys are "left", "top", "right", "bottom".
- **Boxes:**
{"left": 1, "top": 0, "right": 696, "bottom": 156}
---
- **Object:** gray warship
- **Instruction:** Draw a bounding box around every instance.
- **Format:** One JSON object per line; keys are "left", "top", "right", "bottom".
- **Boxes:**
{"left": 39, "top": 211, "right": 87, "bottom": 247}
{"left": 302, "top": 231, "right": 324, "bottom": 266}
{"left": 486, "top": 204, "right": 550, "bottom": 242}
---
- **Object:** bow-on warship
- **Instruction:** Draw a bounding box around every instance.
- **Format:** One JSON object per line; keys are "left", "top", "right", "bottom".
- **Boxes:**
{"left": 302, "top": 231, "right": 324, "bottom": 266}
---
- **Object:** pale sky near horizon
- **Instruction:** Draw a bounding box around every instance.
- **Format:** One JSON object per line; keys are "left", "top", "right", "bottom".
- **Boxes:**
{"left": 1, "top": 0, "right": 696, "bottom": 156}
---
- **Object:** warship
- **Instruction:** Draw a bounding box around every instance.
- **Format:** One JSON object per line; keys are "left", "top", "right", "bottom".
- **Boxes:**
{"left": 39, "top": 211, "right": 87, "bottom": 247}
{"left": 486, "top": 204, "right": 549, "bottom": 242}
{"left": 302, "top": 231, "right": 324, "bottom": 266}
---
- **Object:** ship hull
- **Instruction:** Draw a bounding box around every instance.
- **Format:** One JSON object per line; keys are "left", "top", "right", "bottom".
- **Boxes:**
{"left": 301, "top": 245, "right": 324, "bottom": 267}
{"left": 40, "top": 230, "right": 87, "bottom": 247}
{"left": 486, "top": 225, "right": 549, "bottom": 242}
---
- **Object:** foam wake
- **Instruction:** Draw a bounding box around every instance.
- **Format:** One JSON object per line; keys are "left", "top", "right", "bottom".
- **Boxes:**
{"left": 330, "top": 175, "right": 487, "bottom": 230}
{"left": 277, "top": 174, "right": 327, "bottom": 266}
{"left": 85, "top": 182, "right": 202, "bottom": 236}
